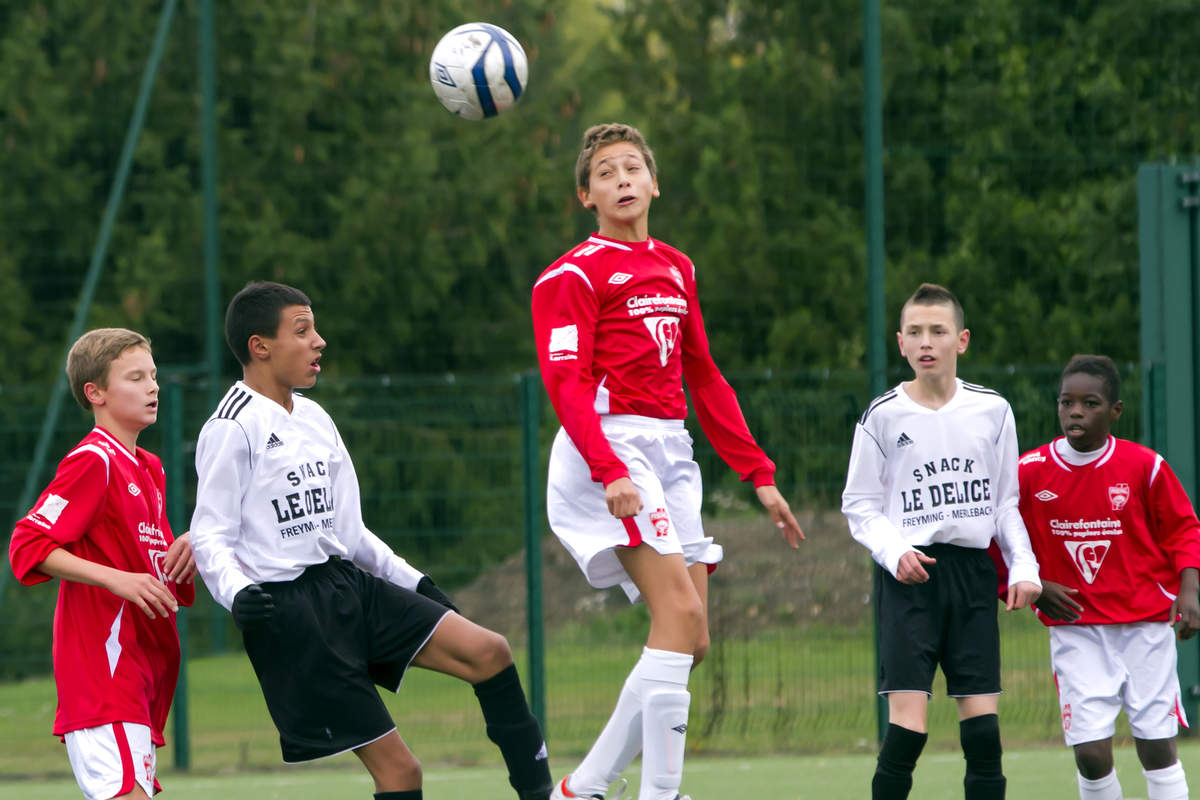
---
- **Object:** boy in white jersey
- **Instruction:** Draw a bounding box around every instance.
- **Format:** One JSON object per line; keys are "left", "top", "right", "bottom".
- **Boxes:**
{"left": 190, "top": 282, "right": 551, "bottom": 800}
{"left": 842, "top": 283, "right": 1042, "bottom": 800}
{"left": 533, "top": 123, "right": 805, "bottom": 800}
{"left": 1017, "top": 354, "right": 1198, "bottom": 800}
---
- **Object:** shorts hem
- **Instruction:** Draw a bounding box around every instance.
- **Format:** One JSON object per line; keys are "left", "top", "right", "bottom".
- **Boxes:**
{"left": 281, "top": 726, "right": 398, "bottom": 764}
{"left": 946, "top": 690, "right": 1003, "bottom": 698}
{"left": 386, "top": 609, "right": 453, "bottom": 693}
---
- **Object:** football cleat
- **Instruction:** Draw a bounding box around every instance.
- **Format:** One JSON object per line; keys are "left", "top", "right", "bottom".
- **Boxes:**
{"left": 550, "top": 775, "right": 628, "bottom": 799}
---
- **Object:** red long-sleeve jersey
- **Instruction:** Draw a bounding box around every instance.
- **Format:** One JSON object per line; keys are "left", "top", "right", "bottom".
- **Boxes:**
{"left": 9, "top": 427, "right": 194, "bottom": 742}
{"left": 1017, "top": 436, "right": 1200, "bottom": 626}
{"left": 532, "top": 234, "right": 774, "bottom": 487}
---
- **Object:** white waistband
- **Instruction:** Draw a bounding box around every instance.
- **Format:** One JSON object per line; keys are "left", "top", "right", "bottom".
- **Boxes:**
{"left": 599, "top": 414, "right": 686, "bottom": 431}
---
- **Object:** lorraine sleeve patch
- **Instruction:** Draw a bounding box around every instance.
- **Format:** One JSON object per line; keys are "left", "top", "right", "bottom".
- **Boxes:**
{"left": 548, "top": 324, "right": 579, "bottom": 360}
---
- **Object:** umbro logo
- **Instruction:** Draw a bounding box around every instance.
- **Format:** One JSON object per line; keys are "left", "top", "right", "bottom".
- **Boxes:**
{"left": 608, "top": 272, "right": 633, "bottom": 284}
{"left": 266, "top": 433, "right": 284, "bottom": 450}
{"left": 671, "top": 723, "right": 688, "bottom": 735}
{"left": 127, "top": 482, "right": 141, "bottom": 497}
{"left": 1035, "top": 490, "right": 1058, "bottom": 501}
{"left": 896, "top": 432, "right": 915, "bottom": 448}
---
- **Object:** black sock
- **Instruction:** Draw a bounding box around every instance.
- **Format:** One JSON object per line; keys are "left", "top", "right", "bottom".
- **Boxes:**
{"left": 873, "top": 723, "right": 928, "bottom": 800}
{"left": 374, "top": 792, "right": 421, "bottom": 800}
{"left": 960, "top": 714, "right": 1005, "bottom": 800}
{"left": 473, "top": 664, "right": 552, "bottom": 800}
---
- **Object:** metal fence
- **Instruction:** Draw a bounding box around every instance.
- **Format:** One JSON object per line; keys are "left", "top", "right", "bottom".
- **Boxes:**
{"left": 0, "top": 363, "right": 1158, "bottom": 772}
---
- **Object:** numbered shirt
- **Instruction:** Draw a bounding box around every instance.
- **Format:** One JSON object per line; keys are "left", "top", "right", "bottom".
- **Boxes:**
{"left": 190, "top": 382, "right": 424, "bottom": 611}
{"left": 1018, "top": 436, "right": 1200, "bottom": 625}
{"left": 532, "top": 234, "right": 774, "bottom": 487}
{"left": 841, "top": 380, "right": 1041, "bottom": 586}
{"left": 8, "top": 426, "right": 194, "bottom": 742}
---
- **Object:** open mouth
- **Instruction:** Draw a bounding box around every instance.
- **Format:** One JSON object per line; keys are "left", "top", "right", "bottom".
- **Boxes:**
{"left": 617, "top": 195, "right": 636, "bottom": 206}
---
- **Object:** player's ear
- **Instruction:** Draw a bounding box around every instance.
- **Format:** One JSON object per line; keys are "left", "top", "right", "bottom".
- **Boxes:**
{"left": 577, "top": 186, "right": 594, "bottom": 209}
{"left": 247, "top": 334, "right": 270, "bottom": 362}
{"left": 651, "top": 178, "right": 660, "bottom": 199}
{"left": 957, "top": 328, "right": 971, "bottom": 354}
{"left": 83, "top": 381, "right": 105, "bottom": 407}
{"left": 1110, "top": 399, "right": 1123, "bottom": 422}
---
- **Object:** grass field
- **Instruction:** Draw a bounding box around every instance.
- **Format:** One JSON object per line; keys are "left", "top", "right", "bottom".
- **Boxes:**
{"left": 10, "top": 745, "right": 1200, "bottom": 800}
{"left": 3, "top": 610, "right": 1192, "bottom": 797}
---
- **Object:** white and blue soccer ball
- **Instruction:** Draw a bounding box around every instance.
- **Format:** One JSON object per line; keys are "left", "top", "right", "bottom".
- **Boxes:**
{"left": 429, "top": 23, "right": 528, "bottom": 121}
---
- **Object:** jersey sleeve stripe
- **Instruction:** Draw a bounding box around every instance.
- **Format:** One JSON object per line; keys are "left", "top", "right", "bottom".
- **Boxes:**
{"left": 858, "top": 390, "right": 898, "bottom": 424}
{"left": 65, "top": 444, "right": 111, "bottom": 483}
{"left": 587, "top": 235, "right": 632, "bottom": 251}
{"left": 961, "top": 382, "right": 1002, "bottom": 398}
{"left": 1150, "top": 453, "right": 1164, "bottom": 486}
{"left": 533, "top": 263, "right": 595, "bottom": 293}
{"left": 217, "top": 388, "right": 244, "bottom": 418}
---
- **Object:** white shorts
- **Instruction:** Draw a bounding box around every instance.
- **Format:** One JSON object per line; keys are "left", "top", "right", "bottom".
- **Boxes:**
{"left": 547, "top": 415, "right": 722, "bottom": 602}
{"left": 64, "top": 721, "right": 159, "bottom": 799}
{"left": 1050, "top": 622, "right": 1189, "bottom": 746}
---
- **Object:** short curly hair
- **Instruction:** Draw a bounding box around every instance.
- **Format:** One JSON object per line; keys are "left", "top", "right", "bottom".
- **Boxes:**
{"left": 574, "top": 123, "right": 657, "bottom": 192}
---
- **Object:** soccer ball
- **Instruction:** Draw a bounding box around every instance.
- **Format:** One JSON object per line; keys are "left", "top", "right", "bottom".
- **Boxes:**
{"left": 429, "top": 23, "right": 528, "bottom": 120}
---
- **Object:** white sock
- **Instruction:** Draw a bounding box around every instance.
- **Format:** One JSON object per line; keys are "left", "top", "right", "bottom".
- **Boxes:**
{"left": 637, "top": 648, "right": 693, "bottom": 800}
{"left": 1144, "top": 760, "right": 1188, "bottom": 800}
{"left": 568, "top": 652, "right": 651, "bottom": 797}
{"left": 1078, "top": 769, "right": 1123, "bottom": 800}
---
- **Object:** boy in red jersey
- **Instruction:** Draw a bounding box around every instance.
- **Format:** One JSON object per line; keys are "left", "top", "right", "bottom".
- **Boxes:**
{"left": 1018, "top": 354, "right": 1199, "bottom": 800}
{"left": 9, "top": 328, "right": 196, "bottom": 800}
{"left": 533, "top": 123, "right": 805, "bottom": 800}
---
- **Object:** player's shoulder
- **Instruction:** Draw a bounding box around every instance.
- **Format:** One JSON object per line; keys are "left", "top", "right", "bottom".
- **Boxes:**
{"left": 200, "top": 382, "right": 267, "bottom": 443}
{"left": 649, "top": 237, "right": 697, "bottom": 281}
{"left": 1018, "top": 442, "right": 1054, "bottom": 470}
{"left": 534, "top": 236, "right": 638, "bottom": 293}
{"left": 959, "top": 379, "right": 1009, "bottom": 407}
{"left": 857, "top": 387, "right": 901, "bottom": 426}
{"left": 59, "top": 429, "right": 118, "bottom": 479}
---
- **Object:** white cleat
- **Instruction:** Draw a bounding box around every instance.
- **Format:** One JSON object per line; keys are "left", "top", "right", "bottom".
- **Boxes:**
{"left": 550, "top": 776, "right": 629, "bottom": 800}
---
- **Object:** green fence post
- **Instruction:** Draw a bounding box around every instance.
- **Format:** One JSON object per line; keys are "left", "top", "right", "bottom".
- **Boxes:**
{"left": 1138, "top": 162, "right": 1200, "bottom": 731}
{"left": 863, "top": 0, "right": 889, "bottom": 745}
{"left": 520, "top": 372, "right": 546, "bottom": 732}
{"left": 164, "top": 378, "right": 191, "bottom": 769}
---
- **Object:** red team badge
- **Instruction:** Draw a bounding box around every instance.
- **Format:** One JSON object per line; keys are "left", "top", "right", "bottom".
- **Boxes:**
{"left": 1107, "top": 483, "right": 1129, "bottom": 511}
{"left": 1062, "top": 702, "right": 1072, "bottom": 731}
{"left": 143, "top": 751, "right": 154, "bottom": 781}
{"left": 650, "top": 508, "right": 670, "bottom": 538}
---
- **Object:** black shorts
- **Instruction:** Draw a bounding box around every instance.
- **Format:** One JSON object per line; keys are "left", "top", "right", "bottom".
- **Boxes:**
{"left": 876, "top": 543, "right": 1001, "bottom": 697}
{"left": 242, "top": 558, "right": 451, "bottom": 762}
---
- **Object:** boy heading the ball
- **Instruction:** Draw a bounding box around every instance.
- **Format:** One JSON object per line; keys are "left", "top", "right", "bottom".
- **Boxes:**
{"left": 533, "top": 123, "right": 805, "bottom": 800}
{"left": 189, "top": 281, "right": 552, "bottom": 800}
{"left": 841, "top": 283, "right": 1042, "bottom": 800}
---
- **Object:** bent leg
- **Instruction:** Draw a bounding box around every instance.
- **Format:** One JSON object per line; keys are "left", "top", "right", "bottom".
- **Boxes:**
{"left": 411, "top": 612, "right": 513, "bottom": 683}
{"left": 687, "top": 562, "right": 711, "bottom": 668}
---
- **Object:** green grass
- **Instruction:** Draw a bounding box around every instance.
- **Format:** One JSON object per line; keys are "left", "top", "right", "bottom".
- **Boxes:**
{"left": 9, "top": 746, "right": 1200, "bottom": 800}
{"left": 0, "top": 611, "right": 1163, "bottom": 784}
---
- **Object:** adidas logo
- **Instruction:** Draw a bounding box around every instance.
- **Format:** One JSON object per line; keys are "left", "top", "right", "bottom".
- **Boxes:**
{"left": 896, "top": 432, "right": 915, "bottom": 448}
{"left": 266, "top": 433, "right": 284, "bottom": 450}
{"left": 671, "top": 723, "right": 687, "bottom": 735}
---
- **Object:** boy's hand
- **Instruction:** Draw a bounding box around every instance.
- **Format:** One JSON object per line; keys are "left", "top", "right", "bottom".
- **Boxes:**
{"left": 605, "top": 477, "right": 643, "bottom": 519}
{"left": 107, "top": 571, "right": 179, "bottom": 619}
{"left": 896, "top": 550, "right": 936, "bottom": 584}
{"left": 163, "top": 532, "right": 196, "bottom": 584}
{"left": 1005, "top": 580, "right": 1042, "bottom": 611}
{"left": 1170, "top": 568, "right": 1200, "bottom": 641}
{"left": 1033, "top": 580, "right": 1083, "bottom": 621}
{"left": 231, "top": 584, "right": 275, "bottom": 630}
{"left": 754, "top": 485, "right": 805, "bottom": 548}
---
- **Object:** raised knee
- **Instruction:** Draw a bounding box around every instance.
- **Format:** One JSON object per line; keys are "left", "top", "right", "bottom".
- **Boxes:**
{"left": 479, "top": 630, "right": 512, "bottom": 673}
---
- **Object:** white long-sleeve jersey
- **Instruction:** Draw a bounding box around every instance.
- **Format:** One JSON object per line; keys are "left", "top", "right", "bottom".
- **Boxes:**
{"left": 841, "top": 379, "right": 1041, "bottom": 587}
{"left": 190, "top": 382, "right": 424, "bottom": 610}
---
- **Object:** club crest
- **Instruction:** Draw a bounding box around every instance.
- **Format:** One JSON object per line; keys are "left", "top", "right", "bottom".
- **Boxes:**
{"left": 1107, "top": 483, "right": 1129, "bottom": 511}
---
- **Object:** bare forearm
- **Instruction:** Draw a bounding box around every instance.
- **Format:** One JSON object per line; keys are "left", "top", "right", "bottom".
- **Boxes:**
{"left": 38, "top": 548, "right": 121, "bottom": 590}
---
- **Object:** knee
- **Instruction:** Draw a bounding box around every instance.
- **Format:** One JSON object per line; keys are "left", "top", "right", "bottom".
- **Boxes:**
{"left": 1135, "top": 738, "right": 1177, "bottom": 771}
{"left": 368, "top": 746, "right": 422, "bottom": 791}
{"left": 1073, "top": 740, "right": 1114, "bottom": 780}
{"left": 670, "top": 594, "right": 704, "bottom": 641}
{"left": 474, "top": 629, "right": 513, "bottom": 676}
